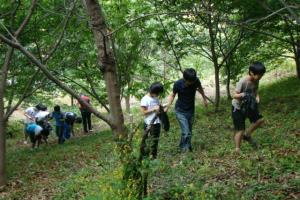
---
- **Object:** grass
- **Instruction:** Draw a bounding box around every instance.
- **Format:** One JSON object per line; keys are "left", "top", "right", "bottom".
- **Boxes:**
{"left": 1, "top": 76, "right": 299, "bottom": 200}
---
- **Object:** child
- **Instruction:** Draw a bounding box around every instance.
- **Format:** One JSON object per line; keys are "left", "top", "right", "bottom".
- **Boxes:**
{"left": 232, "top": 61, "right": 266, "bottom": 153}
{"left": 23, "top": 104, "right": 41, "bottom": 144}
{"left": 140, "top": 82, "right": 164, "bottom": 159}
{"left": 25, "top": 123, "right": 43, "bottom": 148}
{"left": 64, "top": 112, "right": 82, "bottom": 138}
{"left": 165, "top": 68, "right": 207, "bottom": 152}
{"left": 49, "top": 105, "right": 65, "bottom": 144}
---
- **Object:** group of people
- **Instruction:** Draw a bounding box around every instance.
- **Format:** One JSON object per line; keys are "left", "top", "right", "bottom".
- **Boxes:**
{"left": 141, "top": 61, "right": 266, "bottom": 158}
{"left": 23, "top": 94, "right": 93, "bottom": 148}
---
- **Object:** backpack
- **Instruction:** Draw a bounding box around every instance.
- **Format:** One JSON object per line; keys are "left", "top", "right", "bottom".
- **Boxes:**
{"left": 158, "top": 105, "right": 170, "bottom": 132}
{"left": 240, "top": 92, "right": 258, "bottom": 116}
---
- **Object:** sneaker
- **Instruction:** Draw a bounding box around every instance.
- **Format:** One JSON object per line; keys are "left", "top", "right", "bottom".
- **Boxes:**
{"left": 23, "top": 141, "right": 28, "bottom": 145}
{"left": 243, "top": 135, "right": 258, "bottom": 149}
{"left": 89, "top": 129, "right": 94, "bottom": 133}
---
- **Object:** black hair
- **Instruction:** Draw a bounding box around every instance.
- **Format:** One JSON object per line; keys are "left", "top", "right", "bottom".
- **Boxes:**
{"left": 35, "top": 103, "right": 47, "bottom": 111}
{"left": 149, "top": 82, "right": 164, "bottom": 95}
{"left": 249, "top": 61, "right": 266, "bottom": 75}
{"left": 183, "top": 68, "right": 197, "bottom": 82}
{"left": 54, "top": 105, "right": 60, "bottom": 112}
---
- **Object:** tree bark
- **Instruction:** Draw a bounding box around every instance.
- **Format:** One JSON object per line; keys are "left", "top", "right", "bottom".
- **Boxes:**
{"left": 226, "top": 64, "right": 232, "bottom": 100}
{"left": 296, "top": 44, "right": 300, "bottom": 78}
{"left": 125, "top": 95, "right": 130, "bottom": 113}
{"left": 83, "top": 0, "right": 127, "bottom": 138}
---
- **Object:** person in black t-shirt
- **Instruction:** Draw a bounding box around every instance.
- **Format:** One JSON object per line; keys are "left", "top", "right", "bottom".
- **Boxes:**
{"left": 165, "top": 68, "right": 208, "bottom": 152}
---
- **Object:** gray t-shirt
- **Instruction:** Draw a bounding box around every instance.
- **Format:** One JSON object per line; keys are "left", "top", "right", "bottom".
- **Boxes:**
{"left": 232, "top": 76, "right": 259, "bottom": 110}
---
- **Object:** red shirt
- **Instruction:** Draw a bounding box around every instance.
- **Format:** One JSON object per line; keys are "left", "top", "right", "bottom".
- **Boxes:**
{"left": 79, "top": 95, "right": 90, "bottom": 109}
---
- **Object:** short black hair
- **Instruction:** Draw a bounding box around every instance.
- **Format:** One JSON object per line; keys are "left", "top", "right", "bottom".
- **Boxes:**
{"left": 149, "top": 82, "right": 164, "bottom": 95}
{"left": 249, "top": 61, "right": 266, "bottom": 75}
{"left": 183, "top": 68, "right": 197, "bottom": 82}
{"left": 54, "top": 105, "right": 60, "bottom": 112}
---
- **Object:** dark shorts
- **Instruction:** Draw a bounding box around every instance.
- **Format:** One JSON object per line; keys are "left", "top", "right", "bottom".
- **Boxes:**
{"left": 232, "top": 106, "right": 263, "bottom": 131}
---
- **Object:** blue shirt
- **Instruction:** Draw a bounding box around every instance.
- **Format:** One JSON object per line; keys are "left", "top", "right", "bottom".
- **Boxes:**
{"left": 26, "top": 124, "right": 41, "bottom": 135}
{"left": 173, "top": 78, "right": 202, "bottom": 112}
{"left": 51, "top": 111, "right": 64, "bottom": 126}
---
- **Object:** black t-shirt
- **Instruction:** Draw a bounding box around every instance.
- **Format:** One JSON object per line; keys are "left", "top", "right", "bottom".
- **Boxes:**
{"left": 173, "top": 78, "right": 202, "bottom": 112}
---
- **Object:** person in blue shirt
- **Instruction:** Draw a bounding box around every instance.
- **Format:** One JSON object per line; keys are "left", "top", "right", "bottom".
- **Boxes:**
{"left": 49, "top": 105, "right": 65, "bottom": 144}
{"left": 63, "top": 112, "right": 82, "bottom": 139}
{"left": 166, "top": 68, "right": 208, "bottom": 152}
{"left": 25, "top": 123, "right": 43, "bottom": 148}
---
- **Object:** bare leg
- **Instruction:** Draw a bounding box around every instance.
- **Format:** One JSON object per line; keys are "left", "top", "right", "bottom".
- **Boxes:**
{"left": 234, "top": 130, "right": 244, "bottom": 152}
{"left": 246, "top": 119, "right": 264, "bottom": 136}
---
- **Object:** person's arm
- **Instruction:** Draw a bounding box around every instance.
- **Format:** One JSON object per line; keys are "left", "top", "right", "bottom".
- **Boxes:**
{"left": 232, "top": 79, "right": 245, "bottom": 100}
{"left": 256, "top": 94, "right": 260, "bottom": 103}
{"left": 140, "top": 106, "right": 160, "bottom": 115}
{"left": 233, "top": 91, "right": 245, "bottom": 99}
{"left": 197, "top": 86, "right": 208, "bottom": 107}
{"left": 165, "top": 93, "right": 176, "bottom": 112}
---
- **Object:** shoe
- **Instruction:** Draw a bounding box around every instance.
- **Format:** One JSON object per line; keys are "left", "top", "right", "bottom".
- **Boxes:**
{"left": 243, "top": 135, "right": 258, "bottom": 149}
{"left": 23, "top": 141, "right": 28, "bottom": 144}
{"left": 89, "top": 129, "right": 93, "bottom": 133}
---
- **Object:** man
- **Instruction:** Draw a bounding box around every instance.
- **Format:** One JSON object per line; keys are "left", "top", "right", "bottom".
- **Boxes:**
{"left": 78, "top": 94, "right": 93, "bottom": 134}
{"left": 166, "top": 68, "right": 208, "bottom": 152}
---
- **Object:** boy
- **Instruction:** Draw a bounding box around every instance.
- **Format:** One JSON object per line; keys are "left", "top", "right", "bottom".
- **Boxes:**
{"left": 64, "top": 112, "right": 82, "bottom": 138}
{"left": 140, "top": 82, "right": 164, "bottom": 159}
{"left": 25, "top": 123, "right": 43, "bottom": 148}
{"left": 23, "top": 105, "right": 40, "bottom": 144}
{"left": 49, "top": 105, "right": 65, "bottom": 144}
{"left": 166, "top": 68, "right": 208, "bottom": 152}
{"left": 232, "top": 61, "right": 266, "bottom": 153}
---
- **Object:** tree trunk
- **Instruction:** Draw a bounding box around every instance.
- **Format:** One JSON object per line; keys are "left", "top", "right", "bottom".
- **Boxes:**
{"left": 296, "top": 44, "right": 300, "bottom": 79}
{"left": 83, "top": 0, "right": 127, "bottom": 138}
{"left": 71, "top": 95, "right": 74, "bottom": 106}
{"left": 125, "top": 95, "right": 130, "bottom": 113}
{"left": 214, "top": 66, "right": 220, "bottom": 111}
{"left": 0, "top": 117, "right": 6, "bottom": 187}
{"left": 226, "top": 64, "right": 232, "bottom": 100}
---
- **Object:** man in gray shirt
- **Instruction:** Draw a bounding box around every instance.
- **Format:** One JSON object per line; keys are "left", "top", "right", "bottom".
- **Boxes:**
{"left": 232, "top": 61, "right": 266, "bottom": 153}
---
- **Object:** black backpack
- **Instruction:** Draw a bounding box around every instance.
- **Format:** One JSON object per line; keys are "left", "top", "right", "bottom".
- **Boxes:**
{"left": 240, "top": 92, "right": 258, "bottom": 116}
{"left": 158, "top": 105, "right": 170, "bottom": 132}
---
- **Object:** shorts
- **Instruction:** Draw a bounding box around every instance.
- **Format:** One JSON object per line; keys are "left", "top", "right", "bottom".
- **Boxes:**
{"left": 232, "top": 106, "right": 263, "bottom": 131}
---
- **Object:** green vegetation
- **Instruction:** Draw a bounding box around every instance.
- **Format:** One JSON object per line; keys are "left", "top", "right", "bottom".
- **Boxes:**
{"left": 1, "top": 77, "right": 299, "bottom": 200}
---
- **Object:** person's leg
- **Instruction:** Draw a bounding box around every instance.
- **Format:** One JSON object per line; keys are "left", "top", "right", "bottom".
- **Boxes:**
{"left": 87, "top": 112, "right": 92, "bottom": 131}
{"left": 234, "top": 130, "right": 244, "bottom": 153}
{"left": 232, "top": 107, "right": 246, "bottom": 153}
{"left": 58, "top": 125, "right": 65, "bottom": 144}
{"left": 246, "top": 118, "right": 264, "bottom": 136}
{"left": 187, "top": 112, "right": 194, "bottom": 151}
{"left": 71, "top": 123, "right": 75, "bottom": 137}
{"left": 150, "top": 124, "right": 161, "bottom": 159}
{"left": 140, "top": 123, "right": 150, "bottom": 160}
{"left": 24, "top": 124, "right": 29, "bottom": 144}
{"left": 243, "top": 111, "right": 264, "bottom": 149}
{"left": 175, "top": 111, "right": 191, "bottom": 152}
{"left": 81, "top": 110, "right": 88, "bottom": 133}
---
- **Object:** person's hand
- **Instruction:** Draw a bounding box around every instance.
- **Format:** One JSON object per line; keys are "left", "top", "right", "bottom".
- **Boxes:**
{"left": 240, "top": 92, "right": 246, "bottom": 98}
{"left": 152, "top": 105, "right": 160, "bottom": 114}
{"left": 162, "top": 103, "right": 169, "bottom": 112}
{"left": 256, "top": 96, "right": 260, "bottom": 103}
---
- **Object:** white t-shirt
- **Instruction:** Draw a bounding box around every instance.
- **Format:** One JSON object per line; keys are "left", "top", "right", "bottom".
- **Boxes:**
{"left": 141, "top": 94, "right": 160, "bottom": 125}
{"left": 35, "top": 111, "right": 50, "bottom": 122}
{"left": 24, "top": 107, "right": 38, "bottom": 124}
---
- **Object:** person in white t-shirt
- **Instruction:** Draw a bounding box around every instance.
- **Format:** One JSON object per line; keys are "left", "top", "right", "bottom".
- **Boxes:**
{"left": 140, "top": 82, "right": 164, "bottom": 159}
{"left": 23, "top": 106, "right": 39, "bottom": 144}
